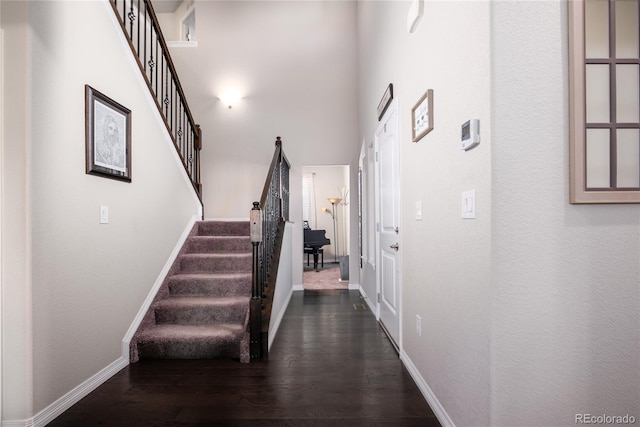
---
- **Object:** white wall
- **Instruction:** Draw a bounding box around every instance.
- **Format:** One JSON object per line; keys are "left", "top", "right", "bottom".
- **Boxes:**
{"left": 269, "top": 221, "right": 294, "bottom": 349}
{"left": 357, "top": 1, "right": 493, "bottom": 425}
{"left": 359, "top": 1, "right": 640, "bottom": 426}
{"left": 167, "top": 0, "right": 359, "bottom": 288}
{"left": 1, "top": 0, "right": 202, "bottom": 419}
{"left": 1, "top": 1, "right": 32, "bottom": 419}
{"left": 491, "top": 2, "right": 640, "bottom": 425}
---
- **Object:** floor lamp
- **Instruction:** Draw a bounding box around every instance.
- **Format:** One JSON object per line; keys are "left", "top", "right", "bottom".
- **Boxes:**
{"left": 328, "top": 197, "right": 342, "bottom": 263}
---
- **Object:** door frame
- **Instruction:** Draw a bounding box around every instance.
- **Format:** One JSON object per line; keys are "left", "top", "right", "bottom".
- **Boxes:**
{"left": 374, "top": 98, "right": 402, "bottom": 351}
{"left": 1, "top": 26, "right": 5, "bottom": 421}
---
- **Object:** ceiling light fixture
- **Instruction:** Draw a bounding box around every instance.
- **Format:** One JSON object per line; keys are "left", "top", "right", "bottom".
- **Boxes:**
{"left": 219, "top": 88, "right": 242, "bottom": 109}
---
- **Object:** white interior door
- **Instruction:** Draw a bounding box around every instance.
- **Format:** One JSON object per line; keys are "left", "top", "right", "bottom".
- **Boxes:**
{"left": 375, "top": 101, "right": 401, "bottom": 349}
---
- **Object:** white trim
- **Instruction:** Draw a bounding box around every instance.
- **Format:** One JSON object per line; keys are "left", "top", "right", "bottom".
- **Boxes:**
{"left": 0, "top": 26, "right": 5, "bottom": 424}
{"left": 122, "top": 214, "right": 199, "bottom": 354}
{"left": 348, "top": 282, "right": 360, "bottom": 291}
{"left": 102, "top": 0, "right": 202, "bottom": 216}
{"left": 2, "top": 357, "right": 128, "bottom": 427}
{"left": 400, "top": 350, "right": 456, "bottom": 427}
{"left": 292, "top": 284, "right": 304, "bottom": 291}
{"left": 359, "top": 285, "right": 376, "bottom": 314}
{"left": 166, "top": 41, "right": 198, "bottom": 48}
{"left": 267, "top": 288, "right": 293, "bottom": 350}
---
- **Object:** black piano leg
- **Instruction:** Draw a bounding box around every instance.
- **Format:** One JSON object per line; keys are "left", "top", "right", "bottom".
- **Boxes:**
{"left": 313, "top": 251, "right": 320, "bottom": 272}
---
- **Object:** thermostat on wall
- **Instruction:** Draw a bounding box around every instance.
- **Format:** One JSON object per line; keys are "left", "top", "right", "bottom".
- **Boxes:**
{"left": 461, "top": 119, "right": 480, "bottom": 151}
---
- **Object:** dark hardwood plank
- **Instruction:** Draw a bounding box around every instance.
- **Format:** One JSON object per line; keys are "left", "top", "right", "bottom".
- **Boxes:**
{"left": 48, "top": 290, "right": 440, "bottom": 426}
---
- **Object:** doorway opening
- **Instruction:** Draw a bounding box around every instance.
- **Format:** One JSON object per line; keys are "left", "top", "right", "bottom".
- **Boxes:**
{"left": 301, "top": 165, "right": 350, "bottom": 290}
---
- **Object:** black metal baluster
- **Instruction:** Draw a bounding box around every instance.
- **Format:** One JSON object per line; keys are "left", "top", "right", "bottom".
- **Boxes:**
{"left": 136, "top": 0, "right": 140, "bottom": 54}
{"left": 154, "top": 34, "right": 159, "bottom": 98}
{"left": 179, "top": 105, "right": 184, "bottom": 155}
{"left": 171, "top": 79, "right": 175, "bottom": 137}
{"left": 143, "top": 1, "right": 147, "bottom": 72}
{"left": 148, "top": 30, "right": 154, "bottom": 85}
{"left": 187, "top": 123, "right": 192, "bottom": 174}
{"left": 128, "top": 0, "right": 134, "bottom": 37}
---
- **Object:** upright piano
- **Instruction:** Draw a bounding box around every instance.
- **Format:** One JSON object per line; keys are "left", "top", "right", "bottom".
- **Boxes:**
{"left": 304, "top": 228, "right": 331, "bottom": 271}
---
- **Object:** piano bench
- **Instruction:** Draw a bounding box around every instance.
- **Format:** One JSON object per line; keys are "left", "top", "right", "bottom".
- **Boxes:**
{"left": 304, "top": 247, "right": 323, "bottom": 268}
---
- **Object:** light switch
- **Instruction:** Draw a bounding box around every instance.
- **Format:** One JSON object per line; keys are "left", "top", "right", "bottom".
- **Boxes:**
{"left": 415, "top": 201, "right": 423, "bottom": 221}
{"left": 100, "top": 205, "right": 109, "bottom": 224}
{"left": 461, "top": 190, "right": 476, "bottom": 219}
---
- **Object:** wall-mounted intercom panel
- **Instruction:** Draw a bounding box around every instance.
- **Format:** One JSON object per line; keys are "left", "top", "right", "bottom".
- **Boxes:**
{"left": 461, "top": 119, "right": 480, "bottom": 151}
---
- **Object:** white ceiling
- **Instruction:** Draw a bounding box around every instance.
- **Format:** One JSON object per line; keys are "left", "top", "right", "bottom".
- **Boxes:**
{"left": 151, "top": 0, "right": 183, "bottom": 14}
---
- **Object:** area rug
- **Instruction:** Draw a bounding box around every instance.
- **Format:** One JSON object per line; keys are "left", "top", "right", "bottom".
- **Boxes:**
{"left": 303, "top": 266, "right": 348, "bottom": 290}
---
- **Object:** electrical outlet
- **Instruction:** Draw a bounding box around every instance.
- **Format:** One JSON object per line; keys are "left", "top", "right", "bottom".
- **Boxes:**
{"left": 416, "top": 315, "right": 422, "bottom": 337}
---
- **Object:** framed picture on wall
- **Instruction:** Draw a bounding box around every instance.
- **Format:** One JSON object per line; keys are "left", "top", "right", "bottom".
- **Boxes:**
{"left": 85, "top": 85, "right": 132, "bottom": 182}
{"left": 412, "top": 89, "right": 434, "bottom": 142}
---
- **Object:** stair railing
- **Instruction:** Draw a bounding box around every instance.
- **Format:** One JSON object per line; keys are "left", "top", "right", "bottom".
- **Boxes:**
{"left": 109, "top": 0, "right": 202, "bottom": 199}
{"left": 250, "top": 137, "right": 290, "bottom": 360}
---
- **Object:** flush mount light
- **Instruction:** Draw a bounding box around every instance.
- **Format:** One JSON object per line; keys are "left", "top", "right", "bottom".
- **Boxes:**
{"left": 219, "top": 88, "right": 242, "bottom": 109}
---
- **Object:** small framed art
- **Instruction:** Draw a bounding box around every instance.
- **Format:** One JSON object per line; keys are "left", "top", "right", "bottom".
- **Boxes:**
{"left": 85, "top": 85, "right": 132, "bottom": 182}
{"left": 412, "top": 89, "right": 433, "bottom": 142}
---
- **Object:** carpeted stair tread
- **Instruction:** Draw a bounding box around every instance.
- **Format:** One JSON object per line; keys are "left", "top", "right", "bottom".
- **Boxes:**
{"left": 185, "top": 236, "right": 251, "bottom": 254}
{"left": 138, "top": 323, "right": 245, "bottom": 340}
{"left": 169, "top": 272, "right": 252, "bottom": 281}
{"left": 154, "top": 296, "right": 249, "bottom": 325}
{"left": 136, "top": 324, "right": 246, "bottom": 360}
{"left": 179, "top": 253, "right": 252, "bottom": 273}
{"left": 154, "top": 295, "right": 249, "bottom": 310}
{"left": 168, "top": 273, "right": 251, "bottom": 297}
{"left": 196, "top": 221, "right": 250, "bottom": 237}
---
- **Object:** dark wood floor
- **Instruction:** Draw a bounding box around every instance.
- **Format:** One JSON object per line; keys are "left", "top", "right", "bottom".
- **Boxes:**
{"left": 49, "top": 290, "right": 440, "bottom": 426}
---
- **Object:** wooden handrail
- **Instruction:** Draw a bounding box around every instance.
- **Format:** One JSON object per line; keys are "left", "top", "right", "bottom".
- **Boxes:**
{"left": 109, "top": 0, "right": 202, "bottom": 201}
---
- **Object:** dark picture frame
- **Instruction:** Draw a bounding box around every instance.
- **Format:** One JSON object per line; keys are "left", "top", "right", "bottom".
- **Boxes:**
{"left": 377, "top": 83, "right": 393, "bottom": 121}
{"left": 85, "top": 85, "right": 132, "bottom": 182}
{"left": 412, "top": 89, "right": 434, "bottom": 142}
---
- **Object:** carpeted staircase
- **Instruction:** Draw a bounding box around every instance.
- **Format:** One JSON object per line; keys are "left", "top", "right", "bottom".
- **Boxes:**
{"left": 130, "top": 221, "right": 252, "bottom": 363}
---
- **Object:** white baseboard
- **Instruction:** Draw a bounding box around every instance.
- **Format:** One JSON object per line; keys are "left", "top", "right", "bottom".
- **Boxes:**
{"left": 203, "top": 217, "right": 250, "bottom": 222}
{"left": 268, "top": 287, "right": 293, "bottom": 350}
{"left": 2, "top": 357, "right": 128, "bottom": 427}
{"left": 292, "top": 284, "right": 304, "bottom": 291}
{"left": 348, "top": 282, "right": 360, "bottom": 290}
{"left": 122, "top": 214, "right": 199, "bottom": 354}
{"left": 400, "top": 350, "right": 456, "bottom": 427}
{"left": 359, "top": 285, "right": 377, "bottom": 313}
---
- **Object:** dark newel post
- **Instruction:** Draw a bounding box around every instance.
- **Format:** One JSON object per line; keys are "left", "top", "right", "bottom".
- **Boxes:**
{"left": 249, "top": 202, "right": 263, "bottom": 360}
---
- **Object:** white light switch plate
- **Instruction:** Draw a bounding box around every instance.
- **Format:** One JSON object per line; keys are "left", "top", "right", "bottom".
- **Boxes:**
{"left": 415, "top": 201, "right": 423, "bottom": 220}
{"left": 100, "top": 205, "right": 109, "bottom": 224}
{"left": 461, "top": 190, "right": 476, "bottom": 219}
